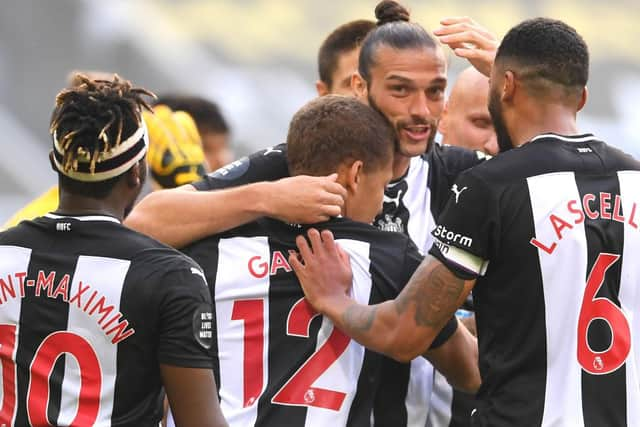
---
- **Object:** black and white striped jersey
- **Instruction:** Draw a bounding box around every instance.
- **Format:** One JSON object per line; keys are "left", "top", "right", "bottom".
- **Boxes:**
{"left": 430, "top": 133, "right": 640, "bottom": 426}
{"left": 182, "top": 217, "right": 458, "bottom": 427}
{"left": 193, "top": 142, "right": 484, "bottom": 427}
{"left": 0, "top": 214, "right": 213, "bottom": 426}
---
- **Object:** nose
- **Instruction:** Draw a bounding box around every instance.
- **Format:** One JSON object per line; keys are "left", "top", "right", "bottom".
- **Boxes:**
{"left": 408, "top": 91, "right": 430, "bottom": 118}
{"left": 484, "top": 133, "right": 499, "bottom": 156}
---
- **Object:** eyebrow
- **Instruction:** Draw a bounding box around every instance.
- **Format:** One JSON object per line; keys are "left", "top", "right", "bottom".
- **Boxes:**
{"left": 385, "top": 75, "right": 448, "bottom": 86}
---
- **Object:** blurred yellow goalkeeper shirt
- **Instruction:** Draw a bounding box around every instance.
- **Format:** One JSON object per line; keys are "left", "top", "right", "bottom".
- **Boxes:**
{"left": 2, "top": 186, "right": 58, "bottom": 229}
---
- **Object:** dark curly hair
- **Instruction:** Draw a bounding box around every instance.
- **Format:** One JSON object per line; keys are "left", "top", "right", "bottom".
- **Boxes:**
{"left": 496, "top": 18, "right": 589, "bottom": 94}
{"left": 287, "top": 95, "right": 394, "bottom": 176}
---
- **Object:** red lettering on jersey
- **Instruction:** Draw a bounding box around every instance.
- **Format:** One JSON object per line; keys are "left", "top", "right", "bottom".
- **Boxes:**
{"left": 583, "top": 194, "right": 598, "bottom": 219}
{"left": 15, "top": 272, "right": 26, "bottom": 298}
{"left": 530, "top": 237, "right": 557, "bottom": 255}
{"left": 0, "top": 276, "right": 15, "bottom": 304}
{"left": 567, "top": 199, "right": 585, "bottom": 224}
{"left": 612, "top": 195, "right": 625, "bottom": 223}
{"left": 629, "top": 203, "right": 639, "bottom": 229}
{"left": 600, "top": 192, "right": 612, "bottom": 220}
{"left": 104, "top": 315, "right": 135, "bottom": 344}
{"left": 83, "top": 290, "right": 98, "bottom": 312}
{"left": 550, "top": 214, "right": 573, "bottom": 240}
{"left": 51, "top": 274, "right": 70, "bottom": 302}
{"left": 89, "top": 296, "right": 115, "bottom": 324}
{"left": 69, "top": 281, "right": 90, "bottom": 309}
{"left": 270, "top": 251, "right": 292, "bottom": 275}
{"left": 248, "top": 256, "right": 268, "bottom": 279}
{"left": 35, "top": 271, "right": 55, "bottom": 297}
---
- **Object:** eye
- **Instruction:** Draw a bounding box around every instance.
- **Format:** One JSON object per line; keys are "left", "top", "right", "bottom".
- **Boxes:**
{"left": 472, "top": 118, "right": 492, "bottom": 129}
{"left": 390, "top": 85, "right": 409, "bottom": 96}
{"left": 427, "top": 87, "right": 445, "bottom": 100}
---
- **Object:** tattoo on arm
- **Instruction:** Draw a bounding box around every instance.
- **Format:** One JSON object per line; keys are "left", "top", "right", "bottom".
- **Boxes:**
{"left": 395, "top": 261, "right": 465, "bottom": 327}
{"left": 343, "top": 305, "right": 377, "bottom": 332}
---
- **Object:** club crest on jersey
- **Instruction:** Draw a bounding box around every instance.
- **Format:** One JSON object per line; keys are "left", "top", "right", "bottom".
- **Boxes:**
{"left": 593, "top": 356, "right": 604, "bottom": 371}
{"left": 376, "top": 214, "right": 404, "bottom": 233}
{"left": 451, "top": 184, "right": 468, "bottom": 204}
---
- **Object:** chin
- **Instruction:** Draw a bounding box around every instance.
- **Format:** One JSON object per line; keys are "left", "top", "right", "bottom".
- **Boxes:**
{"left": 398, "top": 140, "right": 428, "bottom": 157}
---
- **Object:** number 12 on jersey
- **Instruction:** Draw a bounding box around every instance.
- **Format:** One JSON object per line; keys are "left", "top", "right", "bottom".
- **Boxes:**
{"left": 231, "top": 297, "right": 351, "bottom": 411}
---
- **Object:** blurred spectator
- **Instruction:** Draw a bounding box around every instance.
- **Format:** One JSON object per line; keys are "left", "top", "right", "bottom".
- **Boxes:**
{"left": 155, "top": 95, "right": 232, "bottom": 172}
{"left": 438, "top": 66, "right": 498, "bottom": 155}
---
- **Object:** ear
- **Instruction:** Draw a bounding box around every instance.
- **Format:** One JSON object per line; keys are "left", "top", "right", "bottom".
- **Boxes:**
{"left": 49, "top": 150, "right": 57, "bottom": 173}
{"left": 577, "top": 86, "right": 588, "bottom": 111}
{"left": 315, "top": 80, "right": 329, "bottom": 97}
{"left": 341, "top": 160, "right": 364, "bottom": 193}
{"left": 352, "top": 72, "right": 368, "bottom": 100}
{"left": 502, "top": 70, "right": 516, "bottom": 103}
{"left": 126, "top": 161, "right": 142, "bottom": 188}
{"left": 437, "top": 103, "right": 449, "bottom": 135}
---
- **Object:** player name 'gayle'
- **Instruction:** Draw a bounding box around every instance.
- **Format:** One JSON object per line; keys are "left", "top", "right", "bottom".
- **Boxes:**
{"left": 530, "top": 192, "right": 639, "bottom": 255}
{"left": 0, "top": 270, "right": 135, "bottom": 344}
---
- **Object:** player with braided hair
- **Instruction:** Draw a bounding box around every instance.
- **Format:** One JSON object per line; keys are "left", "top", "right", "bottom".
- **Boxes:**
{"left": 0, "top": 74, "right": 227, "bottom": 427}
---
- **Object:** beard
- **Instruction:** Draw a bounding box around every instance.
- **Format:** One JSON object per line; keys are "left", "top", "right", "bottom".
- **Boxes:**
{"left": 367, "top": 92, "right": 437, "bottom": 154}
{"left": 488, "top": 88, "right": 514, "bottom": 153}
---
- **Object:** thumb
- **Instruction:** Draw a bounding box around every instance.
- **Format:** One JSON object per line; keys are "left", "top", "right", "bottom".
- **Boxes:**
{"left": 327, "top": 173, "right": 339, "bottom": 182}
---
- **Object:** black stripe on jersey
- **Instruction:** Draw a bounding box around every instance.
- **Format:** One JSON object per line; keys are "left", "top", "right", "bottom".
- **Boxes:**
{"left": 372, "top": 361, "right": 409, "bottom": 426}
{"left": 16, "top": 252, "right": 76, "bottom": 426}
{"left": 575, "top": 173, "right": 627, "bottom": 427}
{"left": 255, "top": 237, "right": 319, "bottom": 426}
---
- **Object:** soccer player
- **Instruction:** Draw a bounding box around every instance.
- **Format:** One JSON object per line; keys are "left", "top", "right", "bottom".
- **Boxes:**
{"left": 438, "top": 66, "right": 497, "bottom": 156}
{"left": 126, "top": 2, "right": 497, "bottom": 425}
{"left": 182, "top": 95, "right": 479, "bottom": 426}
{"left": 0, "top": 75, "right": 227, "bottom": 427}
{"left": 292, "top": 18, "right": 640, "bottom": 426}
{"left": 316, "top": 19, "right": 376, "bottom": 96}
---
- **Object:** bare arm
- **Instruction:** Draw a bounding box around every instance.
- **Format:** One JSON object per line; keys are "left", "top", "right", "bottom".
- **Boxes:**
{"left": 290, "top": 229, "right": 475, "bottom": 363}
{"left": 160, "top": 365, "right": 228, "bottom": 427}
{"left": 424, "top": 319, "right": 480, "bottom": 393}
{"left": 125, "top": 175, "right": 346, "bottom": 248}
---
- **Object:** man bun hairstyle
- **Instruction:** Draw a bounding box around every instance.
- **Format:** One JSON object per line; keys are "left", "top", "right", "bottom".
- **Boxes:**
{"left": 375, "top": 0, "right": 410, "bottom": 26}
{"left": 496, "top": 18, "right": 589, "bottom": 95}
{"left": 287, "top": 95, "right": 394, "bottom": 177}
{"left": 359, "top": 0, "right": 438, "bottom": 83}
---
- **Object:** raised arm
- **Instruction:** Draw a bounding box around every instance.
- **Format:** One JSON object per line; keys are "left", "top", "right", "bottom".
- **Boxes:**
{"left": 290, "top": 229, "right": 476, "bottom": 363}
{"left": 125, "top": 175, "right": 346, "bottom": 248}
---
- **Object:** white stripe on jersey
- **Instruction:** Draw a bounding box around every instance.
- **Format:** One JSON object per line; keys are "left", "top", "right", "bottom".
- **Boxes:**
{"left": 216, "top": 237, "right": 270, "bottom": 426}
{"left": 302, "top": 239, "right": 371, "bottom": 427}
{"left": 57, "top": 255, "right": 131, "bottom": 426}
{"left": 0, "top": 245, "right": 31, "bottom": 427}
{"left": 405, "top": 156, "right": 436, "bottom": 255}
{"left": 426, "top": 371, "right": 453, "bottom": 427}
{"left": 616, "top": 171, "right": 640, "bottom": 424}
{"left": 527, "top": 172, "right": 587, "bottom": 426}
{"left": 404, "top": 157, "right": 439, "bottom": 426}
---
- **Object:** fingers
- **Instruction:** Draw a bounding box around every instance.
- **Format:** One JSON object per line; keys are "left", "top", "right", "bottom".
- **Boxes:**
{"left": 295, "top": 233, "right": 313, "bottom": 263}
{"left": 437, "top": 31, "right": 496, "bottom": 51}
{"left": 320, "top": 229, "right": 337, "bottom": 255}
{"left": 434, "top": 20, "right": 496, "bottom": 41}
{"left": 289, "top": 246, "right": 305, "bottom": 274}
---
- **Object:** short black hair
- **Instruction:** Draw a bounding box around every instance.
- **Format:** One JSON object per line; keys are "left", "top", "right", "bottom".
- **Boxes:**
{"left": 318, "top": 19, "right": 376, "bottom": 87}
{"left": 496, "top": 18, "right": 589, "bottom": 94}
{"left": 287, "top": 95, "right": 394, "bottom": 176}
{"left": 51, "top": 74, "right": 153, "bottom": 198}
{"left": 154, "top": 94, "right": 229, "bottom": 134}
{"left": 359, "top": 0, "right": 438, "bottom": 83}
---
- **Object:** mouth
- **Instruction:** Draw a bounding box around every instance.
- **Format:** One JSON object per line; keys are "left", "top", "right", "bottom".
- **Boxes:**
{"left": 401, "top": 125, "right": 431, "bottom": 142}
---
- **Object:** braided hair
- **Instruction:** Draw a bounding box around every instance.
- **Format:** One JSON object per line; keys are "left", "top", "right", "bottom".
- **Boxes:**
{"left": 50, "top": 74, "right": 155, "bottom": 197}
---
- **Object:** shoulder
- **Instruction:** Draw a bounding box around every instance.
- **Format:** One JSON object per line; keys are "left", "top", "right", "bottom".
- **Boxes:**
{"left": 427, "top": 144, "right": 488, "bottom": 175}
{"left": 318, "top": 218, "right": 415, "bottom": 251}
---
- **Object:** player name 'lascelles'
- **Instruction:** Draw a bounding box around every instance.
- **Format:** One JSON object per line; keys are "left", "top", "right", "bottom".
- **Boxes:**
{"left": 0, "top": 270, "right": 135, "bottom": 344}
{"left": 530, "top": 192, "right": 639, "bottom": 255}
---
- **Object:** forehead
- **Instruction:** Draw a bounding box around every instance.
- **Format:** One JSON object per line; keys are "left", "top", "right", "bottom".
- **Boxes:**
{"left": 371, "top": 45, "right": 447, "bottom": 85}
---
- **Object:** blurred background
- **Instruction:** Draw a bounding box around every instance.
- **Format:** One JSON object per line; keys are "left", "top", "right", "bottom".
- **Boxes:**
{"left": 1, "top": 0, "right": 639, "bottom": 222}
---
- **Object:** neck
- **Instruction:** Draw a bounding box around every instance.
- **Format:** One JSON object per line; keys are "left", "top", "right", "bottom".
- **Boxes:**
{"left": 56, "top": 192, "right": 126, "bottom": 221}
{"left": 392, "top": 154, "right": 411, "bottom": 180}
{"left": 510, "top": 103, "right": 579, "bottom": 147}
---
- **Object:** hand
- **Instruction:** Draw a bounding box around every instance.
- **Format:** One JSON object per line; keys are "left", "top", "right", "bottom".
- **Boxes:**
{"left": 267, "top": 174, "right": 346, "bottom": 224}
{"left": 289, "top": 228, "right": 353, "bottom": 314}
{"left": 433, "top": 17, "right": 498, "bottom": 77}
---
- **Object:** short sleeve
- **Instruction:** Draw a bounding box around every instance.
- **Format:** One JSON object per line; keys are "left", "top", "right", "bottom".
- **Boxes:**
{"left": 428, "top": 169, "right": 498, "bottom": 280}
{"left": 156, "top": 264, "right": 215, "bottom": 368}
{"left": 192, "top": 143, "right": 289, "bottom": 191}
